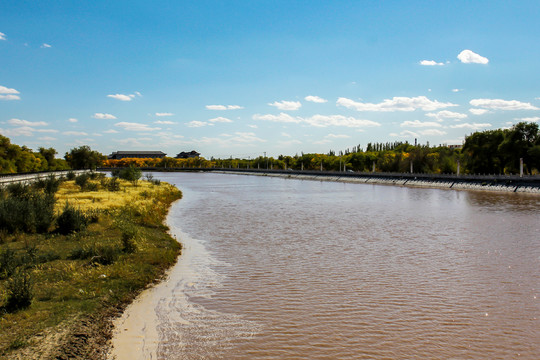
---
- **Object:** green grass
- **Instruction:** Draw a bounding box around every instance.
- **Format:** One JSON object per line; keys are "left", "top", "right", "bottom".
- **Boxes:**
{"left": 0, "top": 178, "right": 182, "bottom": 358}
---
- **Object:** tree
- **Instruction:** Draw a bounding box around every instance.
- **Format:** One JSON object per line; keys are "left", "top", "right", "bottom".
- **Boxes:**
{"left": 498, "top": 122, "right": 539, "bottom": 174}
{"left": 64, "top": 146, "right": 105, "bottom": 170}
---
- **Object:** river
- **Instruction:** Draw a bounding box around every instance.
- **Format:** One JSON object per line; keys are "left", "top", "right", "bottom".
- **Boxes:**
{"left": 111, "top": 172, "right": 540, "bottom": 359}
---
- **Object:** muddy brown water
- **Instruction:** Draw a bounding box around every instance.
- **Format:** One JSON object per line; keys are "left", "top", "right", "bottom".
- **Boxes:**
{"left": 111, "top": 172, "right": 540, "bottom": 359}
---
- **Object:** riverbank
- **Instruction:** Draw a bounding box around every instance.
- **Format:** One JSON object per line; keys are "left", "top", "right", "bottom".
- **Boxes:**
{"left": 0, "top": 176, "right": 182, "bottom": 359}
{"left": 213, "top": 170, "right": 540, "bottom": 194}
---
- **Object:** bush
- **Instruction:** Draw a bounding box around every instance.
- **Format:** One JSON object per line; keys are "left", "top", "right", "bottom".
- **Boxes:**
{"left": 56, "top": 203, "right": 89, "bottom": 235}
{"left": 105, "top": 177, "right": 120, "bottom": 191}
{"left": 0, "top": 247, "right": 18, "bottom": 279}
{"left": 74, "top": 173, "right": 90, "bottom": 190}
{"left": 69, "top": 244, "right": 120, "bottom": 265}
{"left": 4, "top": 269, "right": 33, "bottom": 312}
{"left": 0, "top": 192, "right": 56, "bottom": 233}
{"left": 66, "top": 171, "right": 76, "bottom": 180}
{"left": 119, "top": 166, "right": 142, "bottom": 185}
{"left": 121, "top": 227, "right": 138, "bottom": 253}
{"left": 34, "top": 175, "right": 61, "bottom": 194}
{"left": 6, "top": 183, "right": 31, "bottom": 199}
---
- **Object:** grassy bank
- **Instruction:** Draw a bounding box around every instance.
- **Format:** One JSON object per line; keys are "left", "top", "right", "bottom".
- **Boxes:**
{"left": 0, "top": 174, "right": 182, "bottom": 359}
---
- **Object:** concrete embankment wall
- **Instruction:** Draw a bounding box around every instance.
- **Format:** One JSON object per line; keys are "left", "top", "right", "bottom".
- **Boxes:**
{"left": 0, "top": 170, "right": 89, "bottom": 186}
{"left": 211, "top": 169, "right": 540, "bottom": 194}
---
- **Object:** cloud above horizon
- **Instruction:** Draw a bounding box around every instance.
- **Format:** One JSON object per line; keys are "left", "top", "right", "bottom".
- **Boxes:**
{"left": 0, "top": 32, "right": 6, "bottom": 41}
{"left": 253, "top": 113, "right": 380, "bottom": 128}
{"left": 337, "top": 96, "right": 457, "bottom": 112}
{"left": 155, "top": 112, "right": 174, "bottom": 117}
{"left": 0, "top": 85, "right": 21, "bottom": 100}
{"left": 426, "top": 110, "right": 468, "bottom": 121}
{"left": 115, "top": 122, "right": 161, "bottom": 131}
{"left": 93, "top": 113, "right": 117, "bottom": 119}
{"left": 420, "top": 60, "right": 444, "bottom": 66}
{"left": 8, "top": 118, "right": 48, "bottom": 127}
{"left": 469, "top": 98, "right": 539, "bottom": 110}
{"left": 206, "top": 104, "right": 244, "bottom": 110}
{"left": 457, "top": 49, "right": 489, "bottom": 64}
{"left": 268, "top": 100, "right": 302, "bottom": 111}
{"left": 305, "top": 95, "right": 328, "bottom": 103}
{"left": 209, "top": 117, "right": 233, "bottom": 123}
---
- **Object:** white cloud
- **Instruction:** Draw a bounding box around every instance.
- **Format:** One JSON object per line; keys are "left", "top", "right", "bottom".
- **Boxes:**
{"left": 457, "top": 49, "right": 489, "bottom": 64}
{"left": 38, "top": 136, "right": 57, "bottom": 141}
{"left": 325, "top": 134, "right": 351, "bottom": 139}
{"left": 8, "top": 119, "right": 48, "bottom": 127}
{"left": 93, "top": 113, "right": 117, "bottom": 120}
{"left": 253, "top": 113, "right": 301, "bottom": 123}
{"left": 36, "top": 129, "right": 58, "bottom": 133}
{"left": 206, "top": 104, "right": 244, "bottom": 110}
{"left": 186, "top": 121, "right": 211, "bottom": 128}
{"left": 0, "top": 85, "right": 20, "bottom": 100}
{"left": 155, "top": 112, "right": 174, "bottom": 117}
{"left": 0, "top": 127, "right": 33, "bottom": 136}
{"left": 62, "top": 131, "right": 88, "bottom": 136}
{"left": 452, "top": 89, "right": 461, "bottom": 92}
{"left": 514, "top": 117, "right": 540, "bottom": 122}
{"left": 0, "top": 32, "right": 6, "bottom": 40}
{"left": 390, "top": 130, "right": 419, "bottom": 138}
{"left": 469, "top": 108, "right": 490, "bottom": 115}
{"left": 0, "top": 85, "right": 19, "bottom": 94}
{"left": 0, "top": 94, "right": 20, "bottom": 100}
{"left": 229, "top": 132, "right": 265, "bottom": 143}
{"left": 426, "top": 110, "right": 468, "bottom": 121}
{"left": 115, "top": 122, "right": 161, "bottom": 131}
{"left": 247, "top": 124, "right": 258, "bottom": 129}
{"left": 41, "top": 43, "right": 52, "bottom": 48}
{"left": 450, "top": 123, "right": 492, "bottom": 130}
{"left": 268, "top": 100, "right": 302, "bottom": 111}
{"left": 469, "top": 98, "right": 539, "bottom": 111}
{"left": 279, "top": 139, "right": 303, "bottom": 146}
{"left": 337, "top": 96, "right": 457, "bottom": 112}
{"left": 281, "top": 132, "right": 291, "bottom": 137}
{"left": 68, "top": 118, "right": 78, "bottom": 123}
{"left": 305, "top": 95, "right": 328, "bottom": 103}
{"left": 303, "top": 115, "right": 380, "bottom": 128}
{"left": 400, "top": 120, "right": 442, "bottom": 128}
{"left": 154, "top": 120, "right": 177, "bottom": 125}
{"left": 103, "top": 129, "right": 119, "bottom": 134}
{"left": 209, "top": 117, "right": 233, "bottom": 123}
{"left": 419, "top": 129, "right": 447, "bottom": 136}
{"left": 420, "top": 60, "right": 444, "bottom": 66}
{"left": 107, "top": 94, "right": 134, "bottom": 101}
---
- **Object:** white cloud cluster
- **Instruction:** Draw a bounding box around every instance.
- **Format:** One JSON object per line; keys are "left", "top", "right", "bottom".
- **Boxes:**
{"left": 426, "top": 110, "right": 468, "bottom": 121}
{"left": 457, "top": 50, "right": 489, "bottom": 64}
{"left": 8, "top": 118, "right": 48, "bottom": 127}
{"left": 68, "top": 118, "right": 78, "bottom": 123}
{"left": 337, "top": 96, "right": 457, "bottom": 112}
{"left": 41, "top": 43, "right": 52, "bottom": 48}
{"left": 0, "top": 85, "right": 20, "bottom": 100}
{"left": 253, "top": 113, "right": 380, "bottom": 128}
{"left": 154, "top": 120, "right": 177, "bottom": 125}
{"left": 0, "top": 32, "right": 6, "bottom": 40}
{"left": 400, "top": 120, "right": 442, "bottom": 128}
{"left": 209, "top": 117, "right": 233, "bottom": 123}
{"left": 107, "top": 92, "right": 142, "bottom": 101}
{"left": 187, "top": 120, "right": 213, "bottom": 128}
{"left": 115, "top": 122, "right": 160, "bottom": 131}
{"left": 450, "top": 123, "right": 492, "bottom": 130}
{"left": 268, "top": 100, "right": 302, "bottom": 111}
{"left": 469, "top": 98, "right": 539, "bottom": 111}
{"left": 305, "top": 95, "right": 327, "bottom": 103}
{"left": 155, "top": 112, "right": 174, "bottom": 117}
{"left": 469, "top": 108, "right": 490, "bottom": 115}
{"left": 206, "top": 104, "right": 244, "bottom": 110}
{"left": 420, "top": 60, "right": 444, "bottom": 66}
{"left": 514, "top": 117, "right": 540, "bottom": 122}
{"left": 93, "top": 113, "right": 117, "bottom": 119}
{"left": 63, "top": 131, "right": 88, "bottom": 136}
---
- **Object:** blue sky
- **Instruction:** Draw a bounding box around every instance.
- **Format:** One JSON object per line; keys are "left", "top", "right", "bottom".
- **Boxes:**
{"left": 1, "top": 1, "right": 540, "bottom": 158}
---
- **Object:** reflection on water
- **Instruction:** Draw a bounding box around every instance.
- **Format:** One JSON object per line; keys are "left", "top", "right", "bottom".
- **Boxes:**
{"left": 142, "top": 173, "right": 540, "bottom": 359}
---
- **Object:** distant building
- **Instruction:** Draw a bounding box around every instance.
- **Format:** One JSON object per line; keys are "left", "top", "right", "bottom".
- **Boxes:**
{"left": 108, "top": 151, "right": 167, "bottom": 160}
{"left": 175, "top": 150, "right": 200, "bottom": 159}
{"left": 447, "top": 144, "right": 463, "bottom": 150}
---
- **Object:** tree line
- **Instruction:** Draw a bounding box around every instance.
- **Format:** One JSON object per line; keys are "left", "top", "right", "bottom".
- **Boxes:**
{"left": 1, "top": 121, "right": 539, "bottom": 175}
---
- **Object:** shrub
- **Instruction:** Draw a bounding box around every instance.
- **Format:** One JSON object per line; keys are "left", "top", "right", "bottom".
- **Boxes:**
{"left": 66, "top": 171, "right": 76, "bottom": 180}
{"left": 107, "top": 177, "right": 120, "bottom": 191}
{"left": 0, "top": 247, "right": 18, "bottom": 279}
{"left": 74, "top": 173, "right": 90, "bottom": 190}
{"left": 119, "top": 166, "right": 142, "bottom": 185}
{"left": 69, "top": 243, "right": 120, "bottom": 265}
{"left": 86, "top": 182, "right": 99, "bottom": 191}
{"left": 0, "top": 192, "right": 56, "bottom": 233}
{"left": 4, "top": 269, "right": 33, "bottom": 312}
{"left": 121, "top": 227, "right": 138, "bottom": 253}
{"left": 6, "top": 183, "right": 30, "bottom": 199}
{"left": 111, "top": 169, "right": 121, "bottom": 178}
{"left": 56, "top": 203, "right": 89, "bottom": 235}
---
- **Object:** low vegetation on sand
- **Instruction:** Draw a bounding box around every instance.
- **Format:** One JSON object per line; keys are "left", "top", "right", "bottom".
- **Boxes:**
{"left": 0, "top": 172, "right": 182, "bottom": 359}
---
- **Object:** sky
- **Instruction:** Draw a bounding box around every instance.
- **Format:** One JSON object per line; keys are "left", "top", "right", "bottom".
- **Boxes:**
{"left": 1, "top": 1, "right": 540, "bottom": 159}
